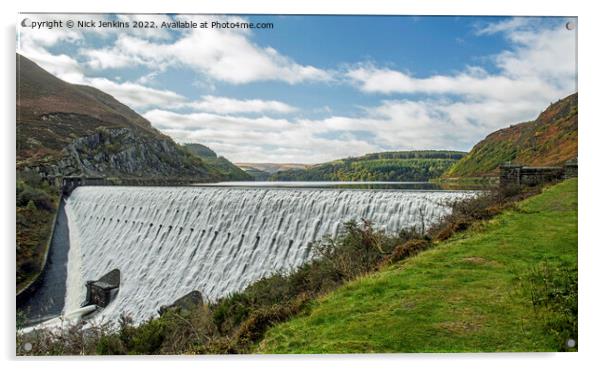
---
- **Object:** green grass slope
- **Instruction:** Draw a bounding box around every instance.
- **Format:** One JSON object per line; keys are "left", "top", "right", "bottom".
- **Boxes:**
{"left": 258, "top": 179, "right": 577, "bottom": 353}
{"left": 444, "top": 93, "right": 577, "bottom": 178}
{"left": 270, "top": 151, "right": 466, "bottom": 182}
{"left": 184, "top": 143, "right": 251, "bottom": 181}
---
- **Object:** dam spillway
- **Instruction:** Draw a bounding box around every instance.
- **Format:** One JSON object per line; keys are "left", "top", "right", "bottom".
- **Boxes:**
{"left": 50, "top": 186, "right": 474, "bottom": 324}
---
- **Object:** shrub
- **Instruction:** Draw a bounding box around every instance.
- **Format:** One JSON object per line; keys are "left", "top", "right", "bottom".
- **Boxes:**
{"left": 158, "top": 305, "right": 217, "bottom": 354}
{"left": 17, "top": 320, "right": 112, "bottom": 355}
{"left": 520, "top": 262, "right": 578, "bottom": 351}
{"left": 212, "top": 293, "right": 252, "bottom": 334}
{"left": 96, "top": 334, "right": 126, "bottom": 355}
{"left": 16, "top": 184, "right": 55, "bottom": 211}
{"left": 128, "top": 319, "right": 166, "bottom": 354}
{"left": 384, "top": 239, "right": 431, "bottom": 265}
{"left": 231, "top": 294, "right": 310, "bottom": 352}
{"left": 312, "top": 220, "right": 404, "bottom": 280}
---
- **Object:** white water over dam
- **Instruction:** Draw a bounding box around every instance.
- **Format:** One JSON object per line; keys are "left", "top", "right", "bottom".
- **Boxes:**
{"left": 62, "top": 186, "right": 473, "bottom": 324}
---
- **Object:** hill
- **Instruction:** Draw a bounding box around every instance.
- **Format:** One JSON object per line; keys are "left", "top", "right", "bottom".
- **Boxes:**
{"left": 259, "top": 179, "right": 577, "bottom": 352}
{"left": 184, "top": 144, "right": 251, "bottom": 181}
{"left": 16, "top": 53, "right": 227, "bottom": 181}
{"left": 238, "top": 167, "right": 272, "bottom": 181}
{"left": 444, "top": 93, "right": 578, "bottom": 178}
{"left": 236, "top": 163, "right": 311, "bottom": 174}
{"left": 236, "top": 162, "right": 311, "bottom": 181}
{"left": 269, "top": 151, "right": 466, "bottom": 182}
{"left": 237, "top": 162, "right": 310, "bottom": 174}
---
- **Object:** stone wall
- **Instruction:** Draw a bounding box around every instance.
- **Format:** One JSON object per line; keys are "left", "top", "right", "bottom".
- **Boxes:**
{"left": 500, "top": 159, "right": 577, "bottom": 187}
{"left": 564, "top": 159, "right": 578, "bottom": 178}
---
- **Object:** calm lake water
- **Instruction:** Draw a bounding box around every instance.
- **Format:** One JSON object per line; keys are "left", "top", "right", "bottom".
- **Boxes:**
{"left": 196, "top": 181, "right": 488, "bottom": 191}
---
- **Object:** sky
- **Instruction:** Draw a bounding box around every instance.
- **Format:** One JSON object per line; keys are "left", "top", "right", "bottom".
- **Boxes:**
{"left": 17, "top": 14, "right": 577, "bottom": 163}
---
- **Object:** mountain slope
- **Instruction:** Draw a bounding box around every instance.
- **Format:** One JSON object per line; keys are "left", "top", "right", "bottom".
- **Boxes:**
{"left": 16, "top": 53, "right": 226, "bottom": 181}
{"left": 270, "top": 151, "right": 466, "bottom": 182}
{"left": 184, "top": 143, "right": 251, "bottom": 181}
{"left": 444, "top": 93, "right": 578, "bottom": 178}
{"left": 17, "top": 54, "right": 160, "bottom": 162}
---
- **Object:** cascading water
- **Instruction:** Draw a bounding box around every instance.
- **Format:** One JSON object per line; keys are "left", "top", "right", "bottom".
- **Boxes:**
{"left": 59, "top": 186, "right": 473, "bottom": 324}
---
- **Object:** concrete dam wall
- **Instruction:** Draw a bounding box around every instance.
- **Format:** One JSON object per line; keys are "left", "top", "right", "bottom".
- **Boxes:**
{"left": 31, "top": 186, "right": 475, "bottom": 324}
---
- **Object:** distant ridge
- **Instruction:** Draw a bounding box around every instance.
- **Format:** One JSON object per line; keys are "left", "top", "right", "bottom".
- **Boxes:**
{"left": 268, "top": 150, "right": 466, "bottom": 182}
{"left": 236, "top": 163, "right": 312, "bottom": 174}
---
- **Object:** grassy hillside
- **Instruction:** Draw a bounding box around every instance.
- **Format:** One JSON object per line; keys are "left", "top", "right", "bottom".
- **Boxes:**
{"left": 270, "top": 151, "right": 466, "bottom": 182}
{"left": 184, "top": 143, "right": 251, "bottom": 181}
{"left": 445, "top": 93, "right": 577, "bottom": 178}
{"left": 259, "top": 179, "right": 577, "bottom": 353}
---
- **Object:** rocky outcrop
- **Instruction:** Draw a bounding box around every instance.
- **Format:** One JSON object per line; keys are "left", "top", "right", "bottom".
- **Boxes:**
{"left": 25, "top": 127, "right": 223, "bottom": 183}
{"left": 158, "top": 291, "right": 204, "bottom": 315}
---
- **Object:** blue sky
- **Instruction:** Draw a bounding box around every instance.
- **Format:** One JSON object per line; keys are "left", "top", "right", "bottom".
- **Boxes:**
{"left": 18, "top": 14, "right": 577, "bottom": 163}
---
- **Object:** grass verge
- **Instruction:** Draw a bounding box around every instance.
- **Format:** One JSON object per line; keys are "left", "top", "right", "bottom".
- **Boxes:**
{"left": 257, "top": 179, "right": 577, "bottom": 353}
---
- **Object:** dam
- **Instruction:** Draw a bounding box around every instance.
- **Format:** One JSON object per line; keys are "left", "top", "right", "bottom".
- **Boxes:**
{"left": 21, "top": 185, "right": 475, "bottom": 325}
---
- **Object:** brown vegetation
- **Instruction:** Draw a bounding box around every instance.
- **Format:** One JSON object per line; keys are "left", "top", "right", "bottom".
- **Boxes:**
{"left": 444, "top": 93, "right": 577, "bottom": 178}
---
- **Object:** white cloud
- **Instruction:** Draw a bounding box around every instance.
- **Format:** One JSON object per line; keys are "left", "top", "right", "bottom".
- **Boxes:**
{"left": 86, "top": 78, "right": 187, "bottom": 109}
{"left": 183, "top": 96, "right": 296, "bottom": 114}
{"left": 115, "top": 14, "right": 174, "bottom": 40}
{"left": 143, "top": 109, "right": 381, "bottom": 163}
{"left": 79, "top": 16, "right": 332, "bottom": 84}
{"left": 141, "top": 95, "right": 522, "bottom": 163}
{"left": 142, "top": 81, "right": 568, "bottom": 164}
{"left": 494, "top": 24, "right": 576, "bottom": 89}
{"left": 17, "top": 14, "right": 89, "bottom": 83}
{"left": 475, "top": 17, "right": 530, "bottom": 36}
{"left": 346, "top": 18, "right": 576, "bottom": 103}
{"left": 346, "top": 65, "right": 557, "bottom": 101}
{"left": 19, "top": 47, "right": 85, "bottom": 84}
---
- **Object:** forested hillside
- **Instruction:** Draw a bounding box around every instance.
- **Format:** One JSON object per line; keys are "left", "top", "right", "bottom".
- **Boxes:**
{"left": 270, "top": 151, "right": 466, "bottom": 181}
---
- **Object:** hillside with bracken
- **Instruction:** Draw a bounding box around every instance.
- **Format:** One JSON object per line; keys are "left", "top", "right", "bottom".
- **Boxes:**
{"left": 444, "top": 93, "right": 577, "bottom": 178}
